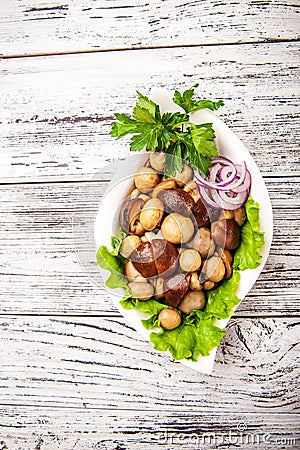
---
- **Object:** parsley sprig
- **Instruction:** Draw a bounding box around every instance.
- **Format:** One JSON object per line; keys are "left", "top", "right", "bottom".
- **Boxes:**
{"left": 110, "top": 84, "right": 224, "bottom": 176}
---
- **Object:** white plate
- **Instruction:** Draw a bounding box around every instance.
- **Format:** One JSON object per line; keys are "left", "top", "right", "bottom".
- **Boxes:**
{"left": 94, "top": 88, "right": 273, "bottom": 374}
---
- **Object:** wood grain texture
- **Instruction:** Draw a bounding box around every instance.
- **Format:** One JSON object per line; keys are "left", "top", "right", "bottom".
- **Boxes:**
{"left": 1, "top": 42, "right": 299, "bottom": 183}
{"left": 1, "top": 0, "right": 299, "bottom": 57}
{"left": 0, "top": 407, "right": 299, "bottom": 449}
{"left": 0, "top": 316, "right": 299, "bottom": 412}
{"left": 0, "top": 177, "right": 299, "bottom": 315}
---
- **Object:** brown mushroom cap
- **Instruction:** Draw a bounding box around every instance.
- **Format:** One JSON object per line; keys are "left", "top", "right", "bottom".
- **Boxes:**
{"left": 158, "top": 188, "right": 195, "bottom": 217}
{"left": 152, "top": 239, "right": 178, "bottom": 277}
{"left": 163, "top": 273, "right": 190, "bottom": 307}
{"left": 119, "top": 198, "right": 145, "bottom": 233}
{"left": 193, "top": 197, "right": 211, "bottom": 227}
{"left": 130, "top": 241, "right": 157, "bottom": 278}
{"left": 130, "top": 239, "right": 179, "bottom": 279}
{"left": 211, "top": 218, "right": 241, "bottom": 250}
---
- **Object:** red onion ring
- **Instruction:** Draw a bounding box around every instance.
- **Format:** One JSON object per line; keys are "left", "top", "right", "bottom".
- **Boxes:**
{"left": 195, "top": 156, "right": 251, "bottom": 210}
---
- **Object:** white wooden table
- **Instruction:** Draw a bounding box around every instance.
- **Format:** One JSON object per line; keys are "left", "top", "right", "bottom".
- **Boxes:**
{"left": 0, "top": 1, "right": 299, "bottom": 448}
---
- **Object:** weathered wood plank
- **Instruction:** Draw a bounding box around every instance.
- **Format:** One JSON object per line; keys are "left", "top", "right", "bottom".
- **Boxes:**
{"left": 0, "top": 316, "right": 299, "bottom": 412}
{"left": 0, "top": 177, "right": 299, "bottom": 315}
{"left": 1, "top": 0, "right": 299, "bottom": 57}
{"left": 1, "top": 43, "right": 299, "bottom": 183}
{"left": 0, "top": 407, "right": 299, "bottom": 449}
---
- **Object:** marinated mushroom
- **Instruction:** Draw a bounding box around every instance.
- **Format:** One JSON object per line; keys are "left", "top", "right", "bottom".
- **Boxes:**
{"left": 134, "top": 167, "right": 160, "bottom": 192}
{"left": 179, "top": 290, "right": 206, "bottom": 314}
{"left": 131, "top": 241, "right": 157, "bottom": 278}
{"left": 158, "top": 188, "right": 195, "bottom": 217}
{"left": 130, "top": 239, "right": 178, "bottom": 280}
{"left": 164, "top": 273, "right": 189, "bottom": 307}
{"left": 233, "top": 206, "right": 246, "bottom": 226}
{"left": 128, "top": 281, "right": 154, "bottom": 300}
{"left": 119, "top": 235, "right": 141, "bottom": 259}
{"left": 187, "top": 227, "right": 215, "bottom": 258}
{"left": 173, "top": 163, "right": 194, "bottom": 187}
{"left": 202, "top": 256, "right": 226, "bottom": 283}
{"left": 152, "top": 179, "right": 176, "bottom": 198}
{"left": 119, "top": 198, "right": 145, "bottom": 234}
{"left": 124, "top": 260, "right": 146, "bottom": 282}
{"left": 139, "top": 198, "right": 164, "bottom": 231}
{"left": 158, "top": 308, "right": 181, "bottom": 330}
{"left": 138, "top": 193, "right": 151, "bottom": 202}
{"left": 211, "top": 218, "right": 241, "bottom": 250}
{"left": 179, "top": 249, "right": 201, "bottom": 273}
{"left": 153, "top": 277, "right": 165, "bottom": 299}
{"left": 183, "top": 181, "right": 201, "bottom": 202}
{"left": 150, "top": 151, "right": 165, "bottom": 172}
{"left": 130, "top": 188, "right": 140, "bottom": 199}
{"left": 161, "top": 213, "right": 195, "bottom": 244}
{"left": 220, "top": 249, "right": 233, "bottom": 279}
{"left": 189, "top": 272, "right": 202, "bottom": 291}
{"left": 203, "top": 280, "right": 216, "bottom": 290}
{"left": 152, "top": 239, "right": 178, "bottom": 277}
{"left": 193, "top": 197, "right": 211, "bottom": 227}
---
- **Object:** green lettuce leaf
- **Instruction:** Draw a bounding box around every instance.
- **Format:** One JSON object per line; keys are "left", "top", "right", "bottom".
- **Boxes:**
{"left": 205, "top": 270, "right": 241, "bottom": 319}
{"left": 150, "top": 312, "right": 225, "bottom": 361}
{"left": 96, "top": 229, "right": 128, "bottom": 289}
{"left": 120, "top": 297, "right": 166, "bottom": 329}
{"left": 233, "top": 197, "right": 265, "bottom": 270}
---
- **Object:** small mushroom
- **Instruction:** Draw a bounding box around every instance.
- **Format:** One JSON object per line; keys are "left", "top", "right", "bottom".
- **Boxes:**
{"left": 202, "top": 256, "right": 226, "bottom": 283}
{"left": 179, "top": 290, "right": 206, "bottom": 314}
{"left": 138, "top": 193, "right": 151, "bottom": 202}
{"left": 124, "top": 260, "right": 146, "bottom": 282}
{"left": 219, "top": 209, "right": 234, "bottom": 220}
{"left": 119, "top": 235, "right": 141, "bottom": 259}
{"left": 152, "top": 179, "right": 176, "bottom": 198}
{"left": 134, "top": 167, "right": 160, "bottom": 192}
{"left": 183, "top": 181, "right": 201, "bottom": 202}
{"left": 203, "top": 280, "right": 216, "bottom": 290}
{"left": 129, "top": 188, "right": 140, "bottom": 199}
{"left": 139, "top": 198, "right": 164, "bottom": 231}
{"left": 158, "top": 188, "right": 195, "bottom": 217}
{"left": 233, "top": 206, "right": 246, "bottom": 226}
{"left": 128, "top": 281, "right": 154, "bottom": 300}
{"left": 189, "top": 272, "right": 202, "bottom": 291}
{"left": 173, "top": 163, "right": 194, "bottom": 187}
{"left": 161, "top": 213, "right": 195, "bottom": 244}
{"left": 153, "top": 277, "right": 165, "bottom": 299}
{"left": 211, "top": 218, "right": 241, "bottom": 250}
{"left": 158, "top": 308, "right": 181, "bottom": 330}
{"left": 187, "top": 228, "right": 215, "bottom": 258}
{"left": 220, "top": 249, "right": 233, "bottom": 279}
{"left": 119, "top": 198, "right": 145, "bottom": 233}
{"left": 164, "top": 273, "right": 190, "bottom": 307}
{"left": 150, "top": 152, "right": 165, "bottom": 172}
{"left": 179, "top": 249, "right": 201, "bottom": 273}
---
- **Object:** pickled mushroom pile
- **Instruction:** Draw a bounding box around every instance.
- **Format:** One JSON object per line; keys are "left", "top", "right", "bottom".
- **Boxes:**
{"left": 119, "top": 153, "right": 247, "bottom": 331}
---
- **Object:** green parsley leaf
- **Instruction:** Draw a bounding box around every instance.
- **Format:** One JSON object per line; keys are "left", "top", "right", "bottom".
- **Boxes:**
{"left": 173, "top": 83, "right": 224, "bottom": 113}
{"left": 164, "top": 142, "right": 183, "bottom": 178}
{"left": 190, "top": 123, "right": 218, "bottom": 158}
{"left": 110, "top": 86, "right": 223, "bottom": 177}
